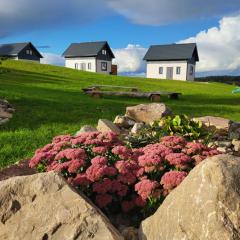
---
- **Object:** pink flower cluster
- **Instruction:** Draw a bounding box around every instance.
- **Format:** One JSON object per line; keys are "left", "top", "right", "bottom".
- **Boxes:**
{"left": 29, "top": 132, "right": 220, "bottom": 215}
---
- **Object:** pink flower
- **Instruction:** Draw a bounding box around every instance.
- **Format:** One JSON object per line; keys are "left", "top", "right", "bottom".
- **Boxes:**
{"left": 91, "top": 156, "right": 107, "bottom": 165}
{"left": 111, "top": 180, "right": 128, "bottom": 196}
{"left": 86, "top": 165, "right": 106, "bottom": 182}
{"left": 68, "top": 159, "right": 85, "bottom": 173}
{"left": 118, "top": 172, "right": 137, "bottom": 185}
{"left": 73, "top": 174, "right": 90, "bottom": 186}
{"left": 161, "top": 136, "right": 187, "bottom": 150}
{"left": 138, "top": 154, "right": 163, "bottom": 167}
{"left": 53, "top": 135, "right": 72, "bottom": 144}
{"left": 134, "top": 196, "right": 147, "bottom": 207}
{"left": 160, "top": 171, "right": 187, "bottom": 191}
{"left": 55, "top": 148, "right": 86, "bottom": 161}
{"left": 93, "top": 178, "right": 112, "bottom": 194}
{"left": 165, "top": 153, "right": 192, "bottom": 169}
{"left": 95, "top": 194, "right": 112, "bottom": 208}
{"left": 112, "top": 145, "right": 131, "bottom": 159}
{"left": 135, "top": 179, "right": 159, "bottom": 200}
{"left": 92, "top": 146, "right": 108, "bottom": 154}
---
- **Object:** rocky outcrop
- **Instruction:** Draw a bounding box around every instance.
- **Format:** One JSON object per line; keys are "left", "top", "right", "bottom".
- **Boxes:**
{"left": 0, "top": 172, "right": 123, "bottom": 240}
{"left": 139, "top": 154, "right": 240, "bottom": 240}
{"left": 126, "top": 103, "right": 172, "bottom": 124}
{"left": 97, "top": 119, "right": 121, "bottom": 134}
{"left": 0, "top": 99, "right": 15, "bottom": 125}
{"left": 113, "top": 115, "right": 136, "bottom": 129}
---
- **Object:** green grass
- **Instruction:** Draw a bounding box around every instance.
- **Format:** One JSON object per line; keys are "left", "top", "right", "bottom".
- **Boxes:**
{"left": 0, "top": 60, "right": 239, "bottom": 169}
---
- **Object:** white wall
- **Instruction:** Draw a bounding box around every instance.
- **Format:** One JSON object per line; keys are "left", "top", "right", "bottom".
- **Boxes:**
{"left": 65, "top": 57, "right": 96, "bottom": 72}
{"left": 96, "top": 59, "right": 112, "bottom": 74}
{"left": 146, "top": 60, "right": 195, "bottom": 81}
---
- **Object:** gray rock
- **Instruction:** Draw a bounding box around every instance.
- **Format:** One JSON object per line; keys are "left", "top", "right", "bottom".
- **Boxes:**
{"left": 229, "top": 121, "right": 240, "bottom": 140}
{"left": 0, "top": 172, "right": 123, "bottom": 240}
{"left": 97, "top": 119, "right": 121, "bottom": 134}
{"left": 126, "top": 103, "right": 172, "bottom": 124}
{"left": 217, "top": 147, "right": 227, "bottom": 153}
{"left": 215, "top": 141, "right": 232, "bottom": 148}
{"left": 131, "top": 123, "right": 145, "bottom": 134}
{"left": 139, "top": 154, "right": 240, "bottom": 240}
{"left": 113, "top": 115, "right": 136, "bottom": 129}
{"left": 193, "top": 116, "right": 230, "bottom": 130}
{"left": 0, "top": 118, "right": 9, "bottom": 125}
{"left": 75, "top": 125, "right": 97, "bottom": 136}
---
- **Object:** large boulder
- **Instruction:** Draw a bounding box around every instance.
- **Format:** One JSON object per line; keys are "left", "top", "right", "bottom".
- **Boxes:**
{"left": 0, "top": 172, "right": 123, "bottom": 240}
{"left": 125, "top": 103, "right": 172, "bottom": 124}
{"left": 97, "top": 119, "right": 121, "bottom": 134}
{"left": 139, "top": 154, "right": 240, "bottom": 240}
{"left": 229, "top": 121, "right": 240, "bottom": 140}
{"left": 75, "top": 125, "right": 97, "bottom": 136}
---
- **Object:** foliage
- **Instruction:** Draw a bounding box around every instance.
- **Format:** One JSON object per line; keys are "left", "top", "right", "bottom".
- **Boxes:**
{"left": 29, "top": 132, "right": 220, "bottom": 224}
{"left": 0, "top": 60, "right": 239, "bottom": 169}
{"left": 126, "top": 115, "right": 211, "bottom": 148}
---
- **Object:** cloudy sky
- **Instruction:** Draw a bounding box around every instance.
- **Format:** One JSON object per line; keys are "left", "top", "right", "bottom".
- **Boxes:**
{"left": 0, "top": 0, "right": 240, "bottom": 76}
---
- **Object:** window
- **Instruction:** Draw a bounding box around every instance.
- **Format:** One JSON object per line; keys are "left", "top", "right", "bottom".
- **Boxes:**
{"left": 26, "top": 49, "right": 33, "bottom": 55}
{"left": 159, "top": 67, "right": 163, "bottom": 74}
{"left": 80, "top": 63, "right": 86, "bottom": 71}
{"left": 88, "top": 63, "right": 91, "bottom": 70}
{"left": 101, "top": 62, "right": 107, "bottom": 71}
{"left": 189, "top": 66, "right": 194, "bottom": 75}
{"left": 102, "top": 49, "right": 107, "bottom": 55}
{"left": 75, "top": 63, "right": 78, "bottom": 69}
{"left": 176, "top": 67, "right": 181, "bottom": 75}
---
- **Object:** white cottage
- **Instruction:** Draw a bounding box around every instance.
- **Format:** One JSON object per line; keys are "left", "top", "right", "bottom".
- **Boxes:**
{"left": 144, "top": 43, "right": 199, "bottom": 81}
{"left": 62, "top": 41, "right": 115, "bottom": 75}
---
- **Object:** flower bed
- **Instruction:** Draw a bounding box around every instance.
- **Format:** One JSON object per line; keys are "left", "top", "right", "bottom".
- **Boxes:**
{"left": 29, "top": 132, "right": 220, "bottom": 223}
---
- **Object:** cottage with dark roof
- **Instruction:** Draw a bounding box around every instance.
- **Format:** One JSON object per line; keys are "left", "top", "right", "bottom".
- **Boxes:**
{"left": 0, "top": 42, "right": 43, "bottom": 62}
{"left": 62, "top": 41, "right": 115, "bottom": 75}
{"left": 143, "top": 43, "right": 199, "bottom": 81}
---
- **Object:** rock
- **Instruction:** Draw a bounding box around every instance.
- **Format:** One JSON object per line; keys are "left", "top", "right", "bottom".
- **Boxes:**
{"left": 75, "top": 125, "right": 97, "bottom": 135}
{"left": 0, "top": 109, "right": 12, "bottom": 119}
{"left": 0, "top": 172, "right": 123, "bottom": 240}
{"left": 232, "top": 139, "right": 240, "bottom": 152}
{"left": 193, "top": 116, "right": 230, "bottom": 136}
{"left": 131, "top": 123, "right": 145, "bottom": 134}
{"left": 120, "top": 227, "right": 138, "bottom": 240}
{"left": 217, "top": 147, "right": 227, "bottom": 153}
{"left": 126, "top": 103, "right": 172, "bottom": 124}
{"left": 215, "top": 141, "right": 232, "bottom": 148}
{"left": 139, "top": 154, "right": 240, "bottom": 240}
{"left": 97, "top": 119, "right": 121, "bottom": 134}
{"left": 6, "top": 108, "right": 15, "bottom": 113}
{"left": 113, "top": 115, "right": 136, "bottom": 129}
{"left": 229, "top": 121, "right": 240, "bottom": 140}
{"left": 0, "top": 118, "right": 9, "bottom": 125}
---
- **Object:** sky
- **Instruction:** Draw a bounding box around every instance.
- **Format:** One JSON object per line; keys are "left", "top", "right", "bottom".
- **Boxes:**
{"left": 0, "top": 0, "right": 240, "bottom": 76}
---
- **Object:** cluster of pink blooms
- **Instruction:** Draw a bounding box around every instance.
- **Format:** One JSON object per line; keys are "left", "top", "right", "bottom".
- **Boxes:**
{"left": 29, "top": 132, "right": 220, "bottom": 214}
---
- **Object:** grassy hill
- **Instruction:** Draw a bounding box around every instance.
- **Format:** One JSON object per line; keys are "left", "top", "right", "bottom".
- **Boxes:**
{"left": 0, "top": 60, "right": 239, "bottom": 168}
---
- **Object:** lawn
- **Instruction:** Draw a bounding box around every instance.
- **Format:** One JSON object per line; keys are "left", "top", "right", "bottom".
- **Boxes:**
{"left": 0, "top": 60, "right": 239, "bottom": 169}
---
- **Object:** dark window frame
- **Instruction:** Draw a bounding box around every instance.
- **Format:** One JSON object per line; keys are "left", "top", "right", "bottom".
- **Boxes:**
{"left": 159, "top": 67, "right": 163, "bottom": 74}
{"left": 176, "top": 67, "right": 181, "bottom": 75}
{"left": 101, "top": 62, "right": 107, "bottom": 71}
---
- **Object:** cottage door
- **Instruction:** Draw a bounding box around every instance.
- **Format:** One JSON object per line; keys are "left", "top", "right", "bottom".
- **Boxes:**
{"left": 166, "top": 67, "right": 173, "bottom": 80}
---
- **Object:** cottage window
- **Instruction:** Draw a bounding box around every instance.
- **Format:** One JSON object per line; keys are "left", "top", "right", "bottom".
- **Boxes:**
{"left": 88, "top": 63, "right": 91, "bottom": 70}
{"left": 159, "top": 67, "right": 163, "bottom": 74}
{"left": 75, "top": 63, "right": 78, "bottom": 69}
{"left": 102, "top": 49, "right": 107, "bottom": 55}
{"left": 26, "top": 49, "right": 33, "bottom": 55}
{"left": 101, "top": 62, "right": 107, "bottom": 71}
{"left": 176, "top": 67, "right": 181, "bottom": 75}
{"left": 190, "top": 66, "right": 194, "bottom": 75}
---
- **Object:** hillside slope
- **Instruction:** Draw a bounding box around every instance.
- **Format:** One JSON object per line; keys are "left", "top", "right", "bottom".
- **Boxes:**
{"left": 0, "top": 60, "right": 239, "bottom": 168}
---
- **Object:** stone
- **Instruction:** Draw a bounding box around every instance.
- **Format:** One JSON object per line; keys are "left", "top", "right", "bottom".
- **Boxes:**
{"left": 113, "top": 115, "right": 136, "bottom": 129}
{"left": 0, "top": 118, "right": 9, "bottom": 125}
{"left": 97, "top": 119, "right": 121, "bottom": 134}
{"left": 232, "top": 139, "right": 240, "bottom": 152}
{"left": 217, "top": 147, "right": 227, "bottom": 153}
{"left": 0, "top": 172, "right": 123, "bottom": 240}
{"left": 120, "top": 227, "right": 138, "bottom": 240}
{"left": 215, "top": 141, "right": 232, "bottom": 148}
{"left": 139, "top": 154, "right": 240, "bottom": 240}
{"left": 75, "top": 125, "right": 97, "bottom": 135}
{"left": 0, "top": 109, "right": 12, "bottom": 119}
{"left": 6, "top": 108, "right": 15, "bottom": 113}
{"left": 126, "top": 103, "right": 172, "bottom": 124}
{"left": 131, "top": 123, "right": 145, "bottom": 134}
{"left": 193, "top": 116, "right": 230, "bottom": 133}
{"left": 229, "top": 121, "right": 240, "bottom": 140}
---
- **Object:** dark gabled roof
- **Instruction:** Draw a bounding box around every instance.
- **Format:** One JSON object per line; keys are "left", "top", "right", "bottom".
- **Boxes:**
{"left": 62, "top": 41, "right": 115, "bottom": 58}
{"left": 0, "top": 42, "right": 43, "bottom": 58}
{"left": 143, "top": 43, "right": 199, "bottom": 62}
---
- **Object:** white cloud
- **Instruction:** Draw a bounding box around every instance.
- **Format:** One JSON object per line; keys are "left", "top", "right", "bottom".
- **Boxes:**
{"left": 107, "top": 0, "right": 240, "bottom": 25}
{"left": 179, "top": 14, "right": 240, "bottom": 74}
{"left": 40, "top": 52, "right": 65, "bottom": 66}
{"left": 0, "top": 0, "right": 106, "bottom": 38}
{"left": 113, "top": 44, "right": 147, "bottom": 74}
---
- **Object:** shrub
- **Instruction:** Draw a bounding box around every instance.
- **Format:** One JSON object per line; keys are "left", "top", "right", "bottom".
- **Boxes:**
{"left": 126, "top": 115, "right": 211, "bottom": 148}
{"left": 29, "top": 132, "right": 220, "bottom": 223}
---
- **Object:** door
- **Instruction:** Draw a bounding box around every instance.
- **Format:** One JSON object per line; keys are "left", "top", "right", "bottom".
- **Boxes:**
{"left": 166, "top": 67, "right": 173, "bottom": 80}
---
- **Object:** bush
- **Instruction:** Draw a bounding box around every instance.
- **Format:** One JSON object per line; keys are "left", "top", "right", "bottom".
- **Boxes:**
{"left": 29, "top": 132, "right": 220, "bottom": 223}
{"left": 126, "top": 115, "right": 211, "bottom": 148}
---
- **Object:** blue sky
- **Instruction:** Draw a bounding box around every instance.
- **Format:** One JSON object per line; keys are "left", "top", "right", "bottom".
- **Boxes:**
{"left": 0, "top": 0, "right": 240, "bottom": 75}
